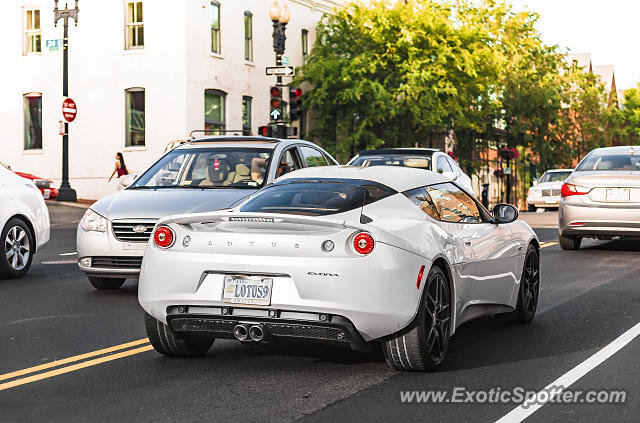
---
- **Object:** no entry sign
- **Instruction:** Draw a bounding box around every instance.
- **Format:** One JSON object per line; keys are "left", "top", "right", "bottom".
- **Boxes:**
{"left": 62, "top": 98, "right": 77, "bottom": 123}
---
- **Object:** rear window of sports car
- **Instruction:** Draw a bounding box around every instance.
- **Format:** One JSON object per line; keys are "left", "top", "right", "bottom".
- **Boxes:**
{"left": 239, "top": 178, "right": 397, "bottom": 216}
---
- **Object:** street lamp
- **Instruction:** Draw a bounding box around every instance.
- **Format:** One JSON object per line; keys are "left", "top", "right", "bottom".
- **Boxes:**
{"left": 269, "top": 1, "right": 290, "bottom": 85}
{"left": 54, "top": 0, "right": 78, "bottom": 202}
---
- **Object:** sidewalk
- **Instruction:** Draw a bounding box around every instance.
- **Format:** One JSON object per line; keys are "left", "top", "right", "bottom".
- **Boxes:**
{"left": 46, "top": 200, "right": 94, "bottom": 210}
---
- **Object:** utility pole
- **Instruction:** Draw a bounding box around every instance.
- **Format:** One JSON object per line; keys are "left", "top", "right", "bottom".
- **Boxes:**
{"left": 54, "top": 0, "right": 78, "bottom": 202}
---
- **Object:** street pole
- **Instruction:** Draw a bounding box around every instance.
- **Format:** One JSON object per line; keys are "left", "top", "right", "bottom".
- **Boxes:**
{"left": 54, "top": 0, "right": 78, "bottom": 202}
{"left": 269, "top": 1, "right": 289, "bottom": 138}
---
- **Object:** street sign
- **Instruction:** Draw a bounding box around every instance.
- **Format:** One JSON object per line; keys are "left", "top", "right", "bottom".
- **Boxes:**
{"left": 46, "top": 39, "right": 63, "bottom": 51}
{"left": 62, "top": 98, "right": 77, "bottom": 123}
{"left": 270, "top": 108, "right": 282, "bottom": 120}
{"left": 266, "top": 66, "right": 295, "bottom": 77}
{"left": 58, "top": 120, "right": 66, "bottom": 136}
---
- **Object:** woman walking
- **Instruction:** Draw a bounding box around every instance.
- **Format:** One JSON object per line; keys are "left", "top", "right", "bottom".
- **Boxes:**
{"left": 108, "top": 152, "right": 129, "bottom": 183}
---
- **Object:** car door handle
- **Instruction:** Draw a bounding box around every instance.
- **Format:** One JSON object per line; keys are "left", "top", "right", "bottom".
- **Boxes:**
{"left": 463, "top": 239, "right": 472, "bottom": 246}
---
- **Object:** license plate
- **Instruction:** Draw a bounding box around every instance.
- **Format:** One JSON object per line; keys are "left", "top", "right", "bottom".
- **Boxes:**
{"left": 606, "top": 188, "right": 630, "bottom": 202}
{"left": 43, "top": 189, "right": 50, "bottom": 199}
{"left": 223, "top": 276, "right": 272, "bottom": 306}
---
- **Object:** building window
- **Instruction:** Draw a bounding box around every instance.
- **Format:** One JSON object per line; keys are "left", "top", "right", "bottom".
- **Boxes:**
{"left": 244, "top": 11, "right": 253, "bottom": 62}
{"left": 242, "top": 96, "right": 252, "bottom": 135}
{"left": 204, "top": 89, "right": 226, "bottom": 134}
{"left": 211, "top": 1, "right": 221, "bottom": 54}
{"left": 24, "top": 93, "right": 42, "bottom": 150}
{"left": 125, "top": 88, "right": 145, "bottom": 146}
{"left": 126, "top": 1, "right": 144, "bottom": 49}
{"left": 24, "top": 8, "right": 41, "bottom": 55}
{"left": 301, "top": 29, "right": 309, "bottom": 64}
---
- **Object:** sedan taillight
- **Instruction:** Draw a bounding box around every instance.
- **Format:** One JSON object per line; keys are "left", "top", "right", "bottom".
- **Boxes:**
{"left": 153, "top": 226, "right": 175, "bottom": 248}
{"left": 561, "top": 183, "right": 591, "bottom": 197}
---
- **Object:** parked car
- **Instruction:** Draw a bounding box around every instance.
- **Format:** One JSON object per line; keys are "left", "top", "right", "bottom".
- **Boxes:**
{"left": 139, "top": 166, "right": 539, "bottom": 371}
{"left": 77, "top": 136, "right": 338, "bottom": 290}
{"left": 0, "top": 165, "right": 50, "bottom": 279}
{"left": 526, "top": 169, "right": 573, "bottom": 211}
{"left": 347, "top": 148, "right": 475, "bottom": 195}
{"left": 559, "top": 146, "right": 640, "bottom": 250}
{"left": 0, "top": 162, "right": 58, "bottom": 200}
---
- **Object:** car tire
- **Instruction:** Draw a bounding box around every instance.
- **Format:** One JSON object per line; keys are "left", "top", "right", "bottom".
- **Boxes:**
{"left": 0, "top": 218, "right": 35, "bottom": 280}
{"left": 382, "top": 265, "right": 451, "bottom": 372}
{"left": 514, "top": 244, "right": 540, "bottom": 323}
{"left": 144, "top": 312, "right": 214, "bottom": 357}
{"left": 559, "top": 234, "right": 581, "bottom": 250}
{"left": 88, "top": 276, "right": 126, "bottom": 290}
{"left": 527, "top": 204, "right": 536, "bottom": 212}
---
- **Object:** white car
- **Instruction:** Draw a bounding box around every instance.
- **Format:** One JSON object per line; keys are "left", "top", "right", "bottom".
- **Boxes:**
{"left": 527, "top": 169, "right": 573, "bottom": 211}
{"left": 0, "top": 164, "right": 50, "bottom": 279}
{"left": 347, "top": 148, "right": 476, "bottom": 195}
{"left": 139, "top": 166, "right": 539, "bottom": 371}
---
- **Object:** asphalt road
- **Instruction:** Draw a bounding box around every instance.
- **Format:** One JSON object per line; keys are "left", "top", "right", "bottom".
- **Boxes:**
{"left": 1, "top": 206, "right": 639, "bottom": 422}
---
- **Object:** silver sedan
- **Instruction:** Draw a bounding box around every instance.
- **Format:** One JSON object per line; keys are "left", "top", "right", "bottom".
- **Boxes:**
{"left": 558, "top": 146, "right": 640, "bottom": 249}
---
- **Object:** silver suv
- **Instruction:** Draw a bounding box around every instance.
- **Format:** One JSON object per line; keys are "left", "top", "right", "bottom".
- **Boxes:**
{"left": 77, "top": 136, "right": 338, "bottom": 289}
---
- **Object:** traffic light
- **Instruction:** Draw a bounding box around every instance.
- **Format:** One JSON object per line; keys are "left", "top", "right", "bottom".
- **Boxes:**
{"left": 270, "top": 86, "right": 283, "bottom": 121}
{"left": 289, "top": 87, "right": 303, "bottom": 121}
{"left": 258, "top": 125, "right": 273, "bottom": 137}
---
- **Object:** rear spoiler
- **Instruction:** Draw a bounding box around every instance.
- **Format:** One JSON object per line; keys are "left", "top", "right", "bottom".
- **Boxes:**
{"left": 163, "top": 211, "right": 354, "bottom": 230}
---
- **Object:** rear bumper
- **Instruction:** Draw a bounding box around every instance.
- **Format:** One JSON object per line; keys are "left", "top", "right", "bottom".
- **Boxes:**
{"left": 559, "top": 200, "right": 640, "bottom": 237}
{"left": 166, "top": 309, "right": 372, "bottom": 351}
{"left": 138, "top": 243, "right": 430, "bottom": 341}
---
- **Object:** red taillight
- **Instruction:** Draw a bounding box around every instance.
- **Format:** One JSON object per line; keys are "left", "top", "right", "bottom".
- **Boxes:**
{"left": 153, "top": 226, "right": 174, "bottom": 248}
{"left": 416, "top": 265, "right": 425, "bottom": 289}
{"left": 353, "top": 232, "right": 375, "bottom": 255}
{"left": 561, "top": 183, "right": 590, "bottom": 197}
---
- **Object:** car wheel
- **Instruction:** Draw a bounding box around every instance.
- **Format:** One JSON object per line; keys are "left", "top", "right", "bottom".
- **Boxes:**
{"left": 0, "top": 218, "right": 34, "bottom": 279}
{"left": 527, "top": 204, "right": 536, "bottom": 212}
{"left": 559, "top": 234, "right": 581, "bottom": 250}
{"left": 514, "top": 244, "right": 540, "bottom": 323}
{"left": 383, "top": 265, "right": 451, "bottom": 371}
{"left": 88, "top": 276, "right": 126, "bottom": 290}
{"left": 144, "top": 312, "right": 214, "bottom": 357}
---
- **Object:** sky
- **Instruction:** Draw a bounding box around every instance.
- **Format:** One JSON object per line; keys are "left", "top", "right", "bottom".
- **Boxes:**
{"left": 512, "top": 0, "right": 640, "bottom": 90}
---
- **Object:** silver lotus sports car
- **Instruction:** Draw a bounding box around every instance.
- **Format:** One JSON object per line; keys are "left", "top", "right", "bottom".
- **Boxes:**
{"left": 139, "top": 166, "right": 540, "bottom": 371}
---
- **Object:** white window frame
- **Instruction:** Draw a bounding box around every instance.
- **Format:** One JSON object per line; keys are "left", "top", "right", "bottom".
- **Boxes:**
{"left": 23, "top": 7, "right": 42, "bottom": 55}
{"left": 211, "top": 1, "right": 221, "bottom": 54}
{"left": 125, "top": 1, "right": 144, "bottom": 49}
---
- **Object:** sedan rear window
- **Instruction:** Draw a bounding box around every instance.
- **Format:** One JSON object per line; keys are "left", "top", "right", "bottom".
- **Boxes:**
{"left": 240, "top": 178, "right": 397, "bottom": 216}
{"left": 576, "top": 154, "right": 640, "bottom": 172}
{"left": 349, "top": 154, "right": 431, "bottom": 170}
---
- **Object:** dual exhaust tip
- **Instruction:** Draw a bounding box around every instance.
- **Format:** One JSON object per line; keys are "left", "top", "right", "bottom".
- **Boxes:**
{"left": 233, "top": 324, "right": 265, "bottom": 342}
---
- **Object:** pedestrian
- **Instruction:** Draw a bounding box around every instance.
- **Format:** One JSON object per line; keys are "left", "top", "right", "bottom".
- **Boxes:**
{"left": 108, "top": 152, "right": 129, "bottom": 183}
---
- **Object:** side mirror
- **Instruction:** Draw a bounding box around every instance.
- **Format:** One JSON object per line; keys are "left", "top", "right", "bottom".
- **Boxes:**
{"left": 493, "top": 203, "right": 518, "bottom": 224}
{"left": 442, "top": 171, "right": 458, "bottom": 181}
{"left": 120, "top": 174, "right": 137, "bottom": 189}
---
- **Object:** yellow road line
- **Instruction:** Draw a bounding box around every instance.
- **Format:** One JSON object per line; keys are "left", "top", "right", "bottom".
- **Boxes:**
{"left": 0, "top": 338, "right": 150, "bottom": 382}
{"left": 540, "top": 242, "right": 558, "bottom": 248}
{"left": 0, "top": 345, "right": 154, "bottom": 391}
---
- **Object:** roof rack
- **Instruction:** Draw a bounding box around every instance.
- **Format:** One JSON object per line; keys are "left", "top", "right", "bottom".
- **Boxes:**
{"left": 189, "top": 129, "right": 249, "bottom": 138}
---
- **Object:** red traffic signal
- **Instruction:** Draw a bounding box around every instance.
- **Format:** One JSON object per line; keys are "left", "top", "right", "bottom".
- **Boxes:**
{"left": 270, "top": 87, "right": 281, "bottom": 98}
{"left": 289, "top": 87, "right": 303, "bottom": 121}
{"left": 258, "top": 125, "right": 273, "bottom": 137}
